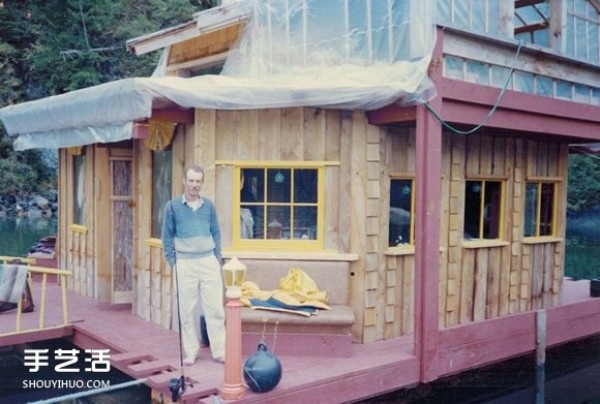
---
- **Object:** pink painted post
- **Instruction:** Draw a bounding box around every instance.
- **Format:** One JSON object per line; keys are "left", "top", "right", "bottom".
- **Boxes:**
{"left": 220, "top": 257, "right": 247, "bottom": 401}
{"left": 414, "top": 26, "right": 444, "bottom": 383}
{"left": 221, "top": 298, "right": 246, "bottom": 400}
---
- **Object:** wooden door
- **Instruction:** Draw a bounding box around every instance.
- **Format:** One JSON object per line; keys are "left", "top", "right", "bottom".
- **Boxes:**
{"left": 110, "top": 157, "right": 134, "bottom": 303}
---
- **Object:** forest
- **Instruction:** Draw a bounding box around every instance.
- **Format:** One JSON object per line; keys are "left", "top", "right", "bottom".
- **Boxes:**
{"left": 0, "top": 0, "right": 216, "bottom": 197}
{"left": 0, "top": 0, "right": 599, "bottom": 215}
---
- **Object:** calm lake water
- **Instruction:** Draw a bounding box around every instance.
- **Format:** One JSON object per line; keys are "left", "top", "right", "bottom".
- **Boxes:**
{"left": 0, "top": 216, "right": 57, "bottom": 257}
{"left": 362, "top": 335, "right": 600, "bottom": 403}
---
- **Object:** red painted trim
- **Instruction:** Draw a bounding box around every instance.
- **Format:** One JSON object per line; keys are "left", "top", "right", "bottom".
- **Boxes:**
{"left": 151, "top": 107, "right": 194, "bottom": 124}
{"left": 435, "top": 295, "right": 600, "bottom": 378}
{"left": 546, "top": 299, "right": 600, "bottom": 345}
{"left": 440, "top": 78, "right": 600, "bottom": 125}
{"left": 367, "top": 104, "right": 416, "bottom": 125}
{"left": 414, "top": 27, "right": 445, "bottom": 384}
{"left": 0, "top": 326, "right": 73, "bottom": 347}
{"left": 439, "top": 79, "right": 600, "bottom": 140}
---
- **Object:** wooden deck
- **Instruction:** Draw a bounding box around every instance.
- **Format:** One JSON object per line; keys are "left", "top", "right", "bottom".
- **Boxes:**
{"left": 1, "top": 278, "right": 599, "bottom": 403}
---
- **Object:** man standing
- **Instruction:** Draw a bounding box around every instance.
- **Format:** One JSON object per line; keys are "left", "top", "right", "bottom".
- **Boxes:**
{"left": 162, "top": 165, "right": 225, "bottom": 365}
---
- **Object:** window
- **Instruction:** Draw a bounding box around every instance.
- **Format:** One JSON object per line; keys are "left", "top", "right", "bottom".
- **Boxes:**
{"left": 389, "top": 178, "right": 415, "bottom": 247}
{"left": 151, "top": 148, "right": 173, "bottom": 239}
{"left": 464, "top": 180, "right": 503, "bottom": 240}
{"left": 436, "top": 0, "right": 503, "bottom": 36}
{"left": 524, "top": 182, "right": 557, "bottom": 237}
{"left": 73, "top": 154, "right": 85, "bottom": 225}
{"left": 235, "top": 165, "right": 323, "bottom": 251}
{"left": 514, "top": 0, "right": 550, "bottom": 46}
{"left": 566, "top": 0, "right": 600, "bottom": 64}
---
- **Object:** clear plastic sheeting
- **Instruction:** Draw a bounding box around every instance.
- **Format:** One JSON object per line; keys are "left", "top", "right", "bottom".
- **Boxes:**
{"left": 13, "top": 123, "right": 134, "bottom": 151}
{"left": 222, "top": 0, "right": 435, "bottom": 79}
{"left": 0, "top": 0, "right": 436, "bottom": 150}
{"left": 0, "top": 79, "right": 152, "bottom": 138}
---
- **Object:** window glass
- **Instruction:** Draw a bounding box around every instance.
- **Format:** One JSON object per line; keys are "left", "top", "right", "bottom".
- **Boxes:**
{"left": 444, "top": 55, "right": 464, "bottom": 80}
{"left": 73, "top": 154, "right": 85, "bottom": 225}
{"left": 524, "top": 182, "right": 539, "bottom": 237}
{"left": 524, "top": 182, "right": 556, "bottom": 237}
{"left": 514, "top": 0, "right": 550, "bottom": 46}
{"left": 592, "top": 88, "right": 600, "bottom": 105}
{"left": 539, "top": 183, "right": 555, "bottom": 236}
{"left": 151, "top": 148, "right": 172, "bottom": 238}
{"left": 466, "top": 60, "right": 489, "bottom": 85}
{"left": 464, "top": 180, "right": 503, "bottom": 240}
{"left": 536, "top": 76, "right": 554, "bottom": 97}
{"left": 566, "top": 0, "right": 600, "bottom": 63}
{"left": 514, "top": 71, "right": 535, "bottom": 94}
{"left": 556, "top": 80, "right": 573, "bottom": 99}
{"left": 491, "top": 65, "right": 511, "bottom": 88}
{"left": 389, "top": 179, "right": 414, "bottom": 246}
{"left": 574, "top": 84, "right": 590, "bottom": 103}
{"left": 238, "top": 167, "right": 320, "bottom": 244}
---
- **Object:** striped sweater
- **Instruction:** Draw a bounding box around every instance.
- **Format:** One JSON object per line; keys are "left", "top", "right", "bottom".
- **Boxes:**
{"left": 161, "top": 195, "right": 221, "bottom": 267}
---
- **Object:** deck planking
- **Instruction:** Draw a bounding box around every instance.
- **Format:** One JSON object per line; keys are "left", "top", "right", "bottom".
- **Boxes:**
{"left": 1, "top": 278, "right": 599, "bottom": 403}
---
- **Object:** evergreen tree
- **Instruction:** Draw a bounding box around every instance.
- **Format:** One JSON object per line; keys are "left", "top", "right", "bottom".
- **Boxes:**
{"left": 568, "top": 153, "right": 600, "bottom": 213}
{"left": 0, "top": 0, "right": 217, "bottom": 198}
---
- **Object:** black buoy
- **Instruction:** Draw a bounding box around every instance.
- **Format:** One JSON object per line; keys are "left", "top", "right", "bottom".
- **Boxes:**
{"left": 243, "top": 342, "right": 282, "bottom": 393}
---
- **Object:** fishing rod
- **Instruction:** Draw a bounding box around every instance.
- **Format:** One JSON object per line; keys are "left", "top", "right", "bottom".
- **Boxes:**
{"left": 168, "top": 200, "right": 188, "bottom": 402}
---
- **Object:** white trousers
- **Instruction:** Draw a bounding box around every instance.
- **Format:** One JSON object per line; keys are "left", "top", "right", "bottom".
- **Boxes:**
{"left": 175, "top": 255, "right": 225, "bottom": 360}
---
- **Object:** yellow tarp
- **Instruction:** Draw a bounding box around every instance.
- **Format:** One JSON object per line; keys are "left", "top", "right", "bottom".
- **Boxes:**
{"left": 241, "top": 267, "right": 330, "bottom": 310}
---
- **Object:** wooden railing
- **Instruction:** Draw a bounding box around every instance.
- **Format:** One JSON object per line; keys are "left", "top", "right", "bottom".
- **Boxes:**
{"left": 0, "top": 256, "right": 71, "bottom": 336}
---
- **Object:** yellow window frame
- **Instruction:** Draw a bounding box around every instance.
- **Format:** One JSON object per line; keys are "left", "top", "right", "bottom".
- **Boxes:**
{"left": 523, "top": 181, "right": 558, "bottom": 238}
{"left": 232, "top": 163, "right": 325, "bottom": 252}
{"left": 464, "top": 179, "right": 505, "bottom": 241}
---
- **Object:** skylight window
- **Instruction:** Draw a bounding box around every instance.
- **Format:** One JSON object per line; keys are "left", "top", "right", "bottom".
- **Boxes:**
{"left": 514, "top": 0, "right": 550, "bottom": 46}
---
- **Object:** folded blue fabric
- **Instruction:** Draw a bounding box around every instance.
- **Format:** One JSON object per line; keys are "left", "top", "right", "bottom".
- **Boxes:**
{"left": 249, "top": 297, "right": 319, "bottom": 315}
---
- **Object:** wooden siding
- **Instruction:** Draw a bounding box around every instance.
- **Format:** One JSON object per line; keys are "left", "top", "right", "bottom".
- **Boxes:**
{"left": 167, "top": 23, "right": 243, "bottom": 70}
{"left": 128, "top": 108, "right": 393, "bottom": 342}
{"left": 59, "top": 110, "right": 568, "bottom": 344}
{"left": 440, "top": 132, "right": 567, "bottom": 328}
{"left": 383, "top": 127, "right": 417, "bottom": 339}
{"left": 59, "top": 148, "right": 95, "bottom": 299}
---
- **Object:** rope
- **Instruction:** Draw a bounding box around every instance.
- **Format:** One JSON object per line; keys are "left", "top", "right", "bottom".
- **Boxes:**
{"left": 423, "top": 40, "right": 524, "bottom": 135}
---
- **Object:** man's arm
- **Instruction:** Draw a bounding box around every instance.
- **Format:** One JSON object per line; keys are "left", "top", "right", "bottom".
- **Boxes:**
{"left": 210, "top": 201, "right": 222, "bottom": 261}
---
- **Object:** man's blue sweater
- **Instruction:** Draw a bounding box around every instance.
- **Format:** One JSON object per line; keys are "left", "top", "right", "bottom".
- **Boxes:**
{"left": 162, "top": 195, "right": 221, "bottom": 267}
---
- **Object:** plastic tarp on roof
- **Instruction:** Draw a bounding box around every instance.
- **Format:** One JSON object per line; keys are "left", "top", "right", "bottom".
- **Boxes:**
{"left": 0, "top": 0, "right": 436, "bottom": 150}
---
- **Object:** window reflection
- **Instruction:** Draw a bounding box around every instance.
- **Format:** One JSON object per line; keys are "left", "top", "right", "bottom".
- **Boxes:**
{"left": 389, "top": 179, "right": 414, "bottom": 246}
{"left": 151, "top": 148, "right": 172, "bottom": 238}
{"left": 464, "top": 180, "right": 502, "bottom": 240}
{"left": 73, "top": 154, "right": 85, "bottom": 225}
{"left": 239, "top": 167, "right": 319, "bottom": 241}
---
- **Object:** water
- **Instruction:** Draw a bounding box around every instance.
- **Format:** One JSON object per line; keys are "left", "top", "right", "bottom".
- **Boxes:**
{"left": 362, "top": 335, "right": 600, "bottom": 403}
{"left": 0, "top": 217, "right": 57, "bottom": 257}
{"left": 566, "top": 211, "right": 600, "bottom": 280}
{"left": 0, "top": 338, "right": 150, "bottom": 403}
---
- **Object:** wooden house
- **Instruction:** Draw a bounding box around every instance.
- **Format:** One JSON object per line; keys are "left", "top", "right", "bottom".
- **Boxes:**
{"left": 2, "top": 0, "right": 600, "bottom": 382}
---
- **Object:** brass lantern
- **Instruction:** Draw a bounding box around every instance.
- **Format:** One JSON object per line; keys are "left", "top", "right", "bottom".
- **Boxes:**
{"left": 222, "top": 257, "right": 247, "bottom": 299}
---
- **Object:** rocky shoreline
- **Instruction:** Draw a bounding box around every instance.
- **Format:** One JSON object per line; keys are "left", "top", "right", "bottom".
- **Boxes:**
{"left": 0, "top": 190, "right": 58, "bottom": 218}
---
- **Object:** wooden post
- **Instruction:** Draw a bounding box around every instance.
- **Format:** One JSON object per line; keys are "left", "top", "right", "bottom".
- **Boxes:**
{"left": 221, "top": 297, "right": 246, "bottom": 400}
{"left": 535, "top": 309, "right": 546, "bottom": 404}
{"left": 414, "top": 27, "right": 444, "bottom": 383}
{"left": 221, "top": 258, "right": 247, "bottom": 401}
{"left": 536, "top": 309, "right": 546, "bottom": 367}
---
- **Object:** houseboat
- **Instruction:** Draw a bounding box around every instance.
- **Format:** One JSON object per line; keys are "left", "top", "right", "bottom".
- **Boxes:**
{"left": 2, "top": 0, "right": 600, "bottom": 402}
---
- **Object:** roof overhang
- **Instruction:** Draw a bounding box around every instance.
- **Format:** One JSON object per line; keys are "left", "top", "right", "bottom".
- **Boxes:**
{"left": 126, "top": 3, "right": 249, "bottom": 56}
